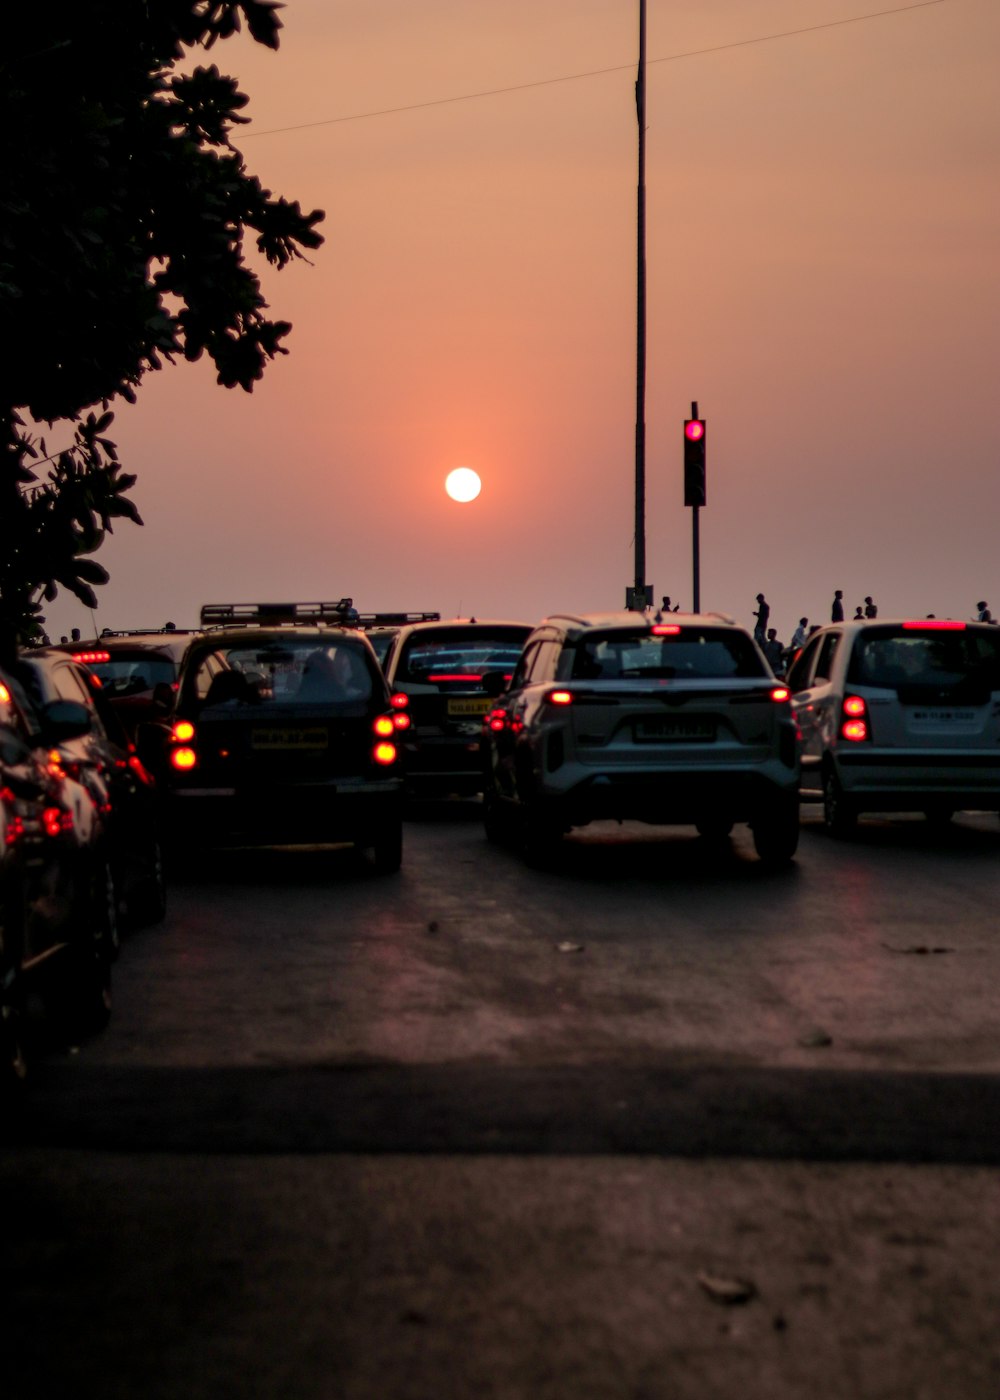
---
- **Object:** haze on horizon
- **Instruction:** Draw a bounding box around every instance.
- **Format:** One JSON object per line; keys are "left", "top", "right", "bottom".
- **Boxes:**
{"left": 39, "top": 0, "right": 1000, "bottom": 646}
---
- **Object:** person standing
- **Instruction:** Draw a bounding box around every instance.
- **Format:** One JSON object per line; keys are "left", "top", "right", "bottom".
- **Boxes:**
{"left": 853, "top": 605, "right": 865, "bottom": 620}
{"left": 790, "top": 617, "right": 810, "bottom": 651}
{"left": 753, "top": 593, "right": 770, "bottom": 641}
{"left": 762, "top": 627, "right": 785, "bottom": 674}
{"left": 976, "top": 601, "right": 992, "bottom": 623}
{"left": 864, "top": 596, "right": 878, "bottom": 619}
{"left": 831, "top": 590, "right": 844, "bottom": 623}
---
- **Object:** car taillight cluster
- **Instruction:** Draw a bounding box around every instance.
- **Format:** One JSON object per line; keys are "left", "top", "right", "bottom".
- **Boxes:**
{"left": 770, "top": 686, "right": 790, "bottom": 703}
{"left": 372, "top": 712, "right": 398, "bottom": 766}
{"left": 841, "top": 695, "right": 870, "bottom": 742}
{"left": 170, "top": 718, "right": 198, "bottom": 771}
{"left": 42, "top": 805, "right": 73, "bottom": 838}
{"left": 545, "top": 690, "right": 573, "bottom": 707}
{"left": 388, "top": 692, "right": 411, "bottom": 731}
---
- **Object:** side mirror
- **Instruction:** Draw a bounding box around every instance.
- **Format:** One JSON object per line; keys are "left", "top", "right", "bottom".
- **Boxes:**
{"left": 481, "top": 670, "right": 508, "bottom": 698}
{"left": 38, "top": 698, "right": 92, "bottom": 743}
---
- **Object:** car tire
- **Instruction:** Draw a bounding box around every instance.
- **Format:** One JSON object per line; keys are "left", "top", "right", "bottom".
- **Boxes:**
{"left": 127, "top": 835, "right": 168, "bottom": 928}
{"left": 752, "top": 794, "right": 800, "bottom": 865}
{"left": 371, "top": 819, "right": 403, "bottom": 875}
{"left": 822, "top": 769, "right": 857, "bottom": 837}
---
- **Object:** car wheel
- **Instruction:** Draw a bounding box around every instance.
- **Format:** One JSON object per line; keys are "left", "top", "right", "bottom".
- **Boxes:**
{"left": 822, "top": 769, "right": 857, "bottom": 837}
{"left": 752, "top": 794, "right": 800, "bottom": 865}
{"left": 371, "top": 819, "right": 403, "bottom": 875}
{"left": 521, "top": 803, "right": 563, "bottom": 868}
{"left": 695, "top": 817, "right": 734, "bottom": 841}
{"left": 127, "top": 835, "right": 168, "bottom": 928}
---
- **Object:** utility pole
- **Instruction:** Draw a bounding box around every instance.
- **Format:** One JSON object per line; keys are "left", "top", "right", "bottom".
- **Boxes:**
{"left": 628, "top": 0, "right": 649, "bottom": 613}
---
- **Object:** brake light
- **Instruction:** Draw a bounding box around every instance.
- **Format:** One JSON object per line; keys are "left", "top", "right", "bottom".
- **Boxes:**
{"left": 43, "top": 805, "right": 72, "bottom": 837}
{"left": 393, "top": 711, "right": 411, "bottom": 730}
{"left": 428, "top": 673, "right": 484, "bottom": 684}
{"left": 372, "top": 715, "right": 395, "bottom": 737}
{"left": 74, "top": 651, "right": 111, "bottom": 664}
{"left": 486, "top": 708, "right": 507, "bottom": 732}
{"left": 372, "top": 741, "right": 397, "bottom": 766}
{"left": 902, "top": 620, "right": 966, "bottom": 630}
{"left": 390, "top": 692, "right": 409, "bottom": 709}
{"left": 0, "top": 684, "right": 9, "bottom": 703}
{"left": 546, "top": 690, "right": 573, "bottom": 706}
{"left": 171, "top": 747, "right": 197, "bottom": 771}
{"left": 770, "top": 686, "right": 790, "bottom": 703}
{"left": 652, "top": 624, "right": 681, "bottom": 635}
{"left": 172, "top": 720, "right": 195, "bottom": 743}
{"left": 841, "top": 695, "right": 870, "bottom": 742}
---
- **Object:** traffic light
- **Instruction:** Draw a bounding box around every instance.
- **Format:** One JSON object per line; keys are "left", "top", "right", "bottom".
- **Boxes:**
{"left": 684, "top": 416, "right": 706, "bottom": 508}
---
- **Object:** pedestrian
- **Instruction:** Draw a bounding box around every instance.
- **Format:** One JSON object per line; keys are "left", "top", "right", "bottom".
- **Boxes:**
{"left": 853, "top": 605, "right": 864, "bottom": 620}
{"left": 831, "top": 589, "right": 844, "bottom": 623}
{"left": 70, "top": 627, "right": 81, "bottom": 642}
{"left": 790, "top": 617, "right": 809, "bottom": 651}
{"left": 753, "top": 593, "right": 769, "bottom": 642}
{"left": 660, "top": 596, "right": 680, "bottom": 613}
{"left": 976, "top": 601, "right": 992, "bottom": 623}
{"left": 864, "top": 596, "right": 878, "bottom": 619}
{"left": 762, "top": 627, "right": 784, "bottom": 674}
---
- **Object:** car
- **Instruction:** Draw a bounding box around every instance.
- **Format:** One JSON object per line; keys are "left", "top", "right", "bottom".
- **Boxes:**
{"left": 139, "top": 602, "right": 404, "bottom": 871}
{"left": 356, "top": 613, "right": 441, "bottom": 669}
{"left": 0, "top": 664, "right": 116, "bottom": 1079}
{"left": 60, "top": 627, "right": 201, "bottom": 737}
{"left": 479, "top": 610, "right": 801, "bottom": 864}
{"left": 16, "top": 649, "right": 168, "bottom": 932}
{"left": 785, "top": 617, "right": 1000, "bottom": 832}
{"left": 380, "top": 618, "right": 534, "bottom": 795}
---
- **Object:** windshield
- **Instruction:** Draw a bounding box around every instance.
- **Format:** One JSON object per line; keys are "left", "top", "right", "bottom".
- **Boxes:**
{"left": 89, "top": 655, "right": 178, "bottom": 696}
{"left": 186, "top": 638, "right": 378, "bottom": 708}
{"left": 570, "top": 629, "right": 767, "bottom": 681}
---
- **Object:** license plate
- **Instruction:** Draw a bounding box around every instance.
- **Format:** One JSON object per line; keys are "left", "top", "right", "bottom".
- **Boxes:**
{"left": 634, "top": 717, "right": 715, "bottom": 741}
{"left": 448, "top": 697, "right": 490, "bottom": 716}
{"left": 252, "top": 727, "right": 329, "bottom": 751}
{"left": 911, "top": 709, "right": 976, "bottom": 723}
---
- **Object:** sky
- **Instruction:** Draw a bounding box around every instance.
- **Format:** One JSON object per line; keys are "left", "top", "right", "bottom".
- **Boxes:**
{"left": 42, "top": 0, "right": 1000, "bottom": 645}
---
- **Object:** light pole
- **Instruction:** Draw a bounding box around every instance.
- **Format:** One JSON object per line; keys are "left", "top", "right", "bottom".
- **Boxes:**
{"left": 630, "top": 0, "right": 649, "bottom": 612}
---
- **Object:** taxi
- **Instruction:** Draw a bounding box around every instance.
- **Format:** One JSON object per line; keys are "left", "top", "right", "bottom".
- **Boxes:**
{"left": 380, "top": 618, "right": 533, "bottom": 795}
{"left": 140, "top": 603, "right": 404, "bottom": 870}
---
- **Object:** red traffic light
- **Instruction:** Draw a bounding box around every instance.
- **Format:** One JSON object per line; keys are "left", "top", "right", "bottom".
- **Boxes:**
{"left": 684, "top": 419, "right": 705, "bottom": 442}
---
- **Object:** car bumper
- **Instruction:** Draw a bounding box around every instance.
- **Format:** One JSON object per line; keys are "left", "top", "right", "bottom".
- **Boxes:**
{"left": 536, "top": 760, "right": 799, "bottom": 827}
{"left": 831, "top": 749, "right": 1000, "bottom": 807}
{"left": 165, "top": 777, "right": 402, "bottom": 845}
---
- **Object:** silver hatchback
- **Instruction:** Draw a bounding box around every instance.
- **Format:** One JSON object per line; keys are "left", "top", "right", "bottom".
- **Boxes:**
{"left": 786, "top": 619, "right": 1000, "bottom": 831}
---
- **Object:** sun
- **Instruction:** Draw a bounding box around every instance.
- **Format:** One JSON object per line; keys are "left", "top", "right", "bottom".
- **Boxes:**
{"left": 445, "top": 467, "right": 482, "bottom": 503}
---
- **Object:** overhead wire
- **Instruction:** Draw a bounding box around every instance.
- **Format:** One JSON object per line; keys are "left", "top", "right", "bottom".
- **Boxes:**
{"left": 242, "top": 0, "right": 952, "bottom": 140}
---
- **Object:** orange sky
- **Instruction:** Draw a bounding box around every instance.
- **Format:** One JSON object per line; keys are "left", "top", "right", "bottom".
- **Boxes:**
{"left": 43, "top": 0, "right": 1000, "bottom": 644}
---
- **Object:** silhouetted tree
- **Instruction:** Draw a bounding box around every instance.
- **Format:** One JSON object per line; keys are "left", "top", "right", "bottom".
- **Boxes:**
{"left": 1, "top": 1, "right": 324, "bottom": 641}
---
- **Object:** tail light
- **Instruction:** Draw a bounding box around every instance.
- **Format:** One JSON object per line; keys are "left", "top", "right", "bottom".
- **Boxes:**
{"left": 651, "top": 624, "right": 681, "bottom": 636}
{"left": 372, "top": 715, "right": 395, "bottom": 738}
{"left": 172, "top": 720, "right": 195, "bottom": 743}
{"left": 545, "top": 690, "right": 573, "bottom": 707}
{"left": 372, "top": 741, "right": 397, "bottom": 766}
{"left": 393, "top": 711, "right": 411, "bottom": 730}
{"left": 0, "top": 684, "right": 10, "bottom": 703}
{"left": 841, "top": 695, "right": 870, "bottom": 742}
{"left": 486, "top": 708, "right": 507, "bottom": 732}
{"left": 171, "top": 747, "right": 197, "bottom": 771}
{"left": 770, "top": 686, "right": 790, "bottom": 703}
{"left": 43, "top": 805, "right": 73, "bottom": 837}
{"left": 74, "top": 651, "right": 111, "bottom": 664}
{"left": 390, "top": 692, "right": 409, "bottom": 710}
{"left": 169, "top": 717, "right": 198, "bottom": 771}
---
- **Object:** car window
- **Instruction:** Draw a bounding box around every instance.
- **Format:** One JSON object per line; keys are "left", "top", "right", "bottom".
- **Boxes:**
{"left": 786, "top": 635, "right": 823, "bottom": 691}
{"left": 394, "top": 629, "right": 528, "bottom": 684}
{"left": 847, "top": 629, "right": 1000, "bottom": 689}
{"left": 90, "top": 654, "right": 177, "bottom": 696}
{"left": 509, "top": 642, "right": 539, "bottom": 692}
{"left": 189, "top": 639, "right": 377, "bottom": 708}
{"left": 813, "top": 633, "right": 840, "bottom": 683}
{"left": 571, "top": 629, "right": 766, "bottom": 681}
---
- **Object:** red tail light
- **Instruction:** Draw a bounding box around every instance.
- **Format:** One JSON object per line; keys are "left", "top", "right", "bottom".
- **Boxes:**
{"left": 372, "top": 715, "right": 395, "bottom": 737}
{"left": 171, "top": 747, "right": 197, "bottom": 771}
{"left": 0, "top": 684, "right": 10, "bottom": 703}
{"left": 393, "top": 711, "right": 411, "bottom": 730}
{"left": 770, "top": 686, "right": 790, "bottom": 703}
{"left": 172, "top": 719, "right": 195, "bottom": 743}
{"left": 652, "top": 624, "right": 681, "bottom": 635}
{"left": 486, "top": 708, "right": 507, "bottom": 732}
{"left": 390, "top": 692, "right": 409, "bottom": 709}
{"left": 546, "top": 690, "right": 573, "bottom": 707}
{"left": 841, "top": 695, "right": 870, "bottom": 742}
{"left": 903, "top": 620, "right": 965, "bottom": 630}
{"left": 43, "top": 805, "right": 73, "bottom": 837}
{"left": 74, "top": 650, "right": 111, "bottom": 664}
{"left": 372, "top": 741, "right": 397, "bottom": 766}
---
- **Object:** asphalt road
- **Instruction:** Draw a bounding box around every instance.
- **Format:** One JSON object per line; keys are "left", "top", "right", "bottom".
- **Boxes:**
{"left": 4, "top": 804, "right": 1000, "bottom": 1399}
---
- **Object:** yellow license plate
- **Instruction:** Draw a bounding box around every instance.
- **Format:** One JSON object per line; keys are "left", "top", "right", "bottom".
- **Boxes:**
{"left": 252, "top": 727, "right": 329, "bottom": 751}
{"left": 448, "top": 697, "right": 490, "bottom": 716}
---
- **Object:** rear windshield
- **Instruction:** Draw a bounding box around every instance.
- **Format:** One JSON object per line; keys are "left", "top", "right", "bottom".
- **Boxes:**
{"left": 395, "top": 627, "right": 529, "bottom": 684}
{"left": 571, "top": 628, "right": 767, "bottom": 681}
{"left": 185, "top": 637, "right": 380, "bottom": 709}
{"left": 847, "top": 628, "right": 1000, "bottom": 690}
{"left": 89, "top": 654, "right": 178, "bottom": 696}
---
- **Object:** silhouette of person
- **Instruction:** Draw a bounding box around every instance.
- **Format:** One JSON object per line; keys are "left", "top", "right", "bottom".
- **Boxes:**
{"left": 864, "top": 596, "right": 878, "bottom": 619}
{"left": 70, "top": 627, "right": 81, "bottom": 642}
{"left": 831, "top": 590, "right": 844, "bottom": 623}
{"left": 661, "top": 596, "right": 681, "bottom": 613}
{"left": 762, "top": 628, "right": 784, "bottom": 673}
{"left": 753, "top": 593, "right": 769, "bottom": 641}
{"left": 853, "top": 606, "right": 864, "bottom": 620}
{"left": 976, "top": 601, "right": 992, "bottom": 623}
{"left": 790, "top": 617, "right": 809, "bottom": 651}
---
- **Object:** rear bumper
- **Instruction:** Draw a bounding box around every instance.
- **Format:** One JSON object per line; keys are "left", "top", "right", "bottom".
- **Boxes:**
{"left": 165, "top": 777, "right": 402, "bottom": 846}
{"left": 537, "top": 762, "right": 799, "bottom": 828}
{"left": 828, "top": 748, "right": 1000, "bottom": 808}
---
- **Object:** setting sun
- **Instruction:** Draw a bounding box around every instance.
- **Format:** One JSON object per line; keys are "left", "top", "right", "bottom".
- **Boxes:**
{"left": 445, "top": 467, "right": 482, "bottom": 503}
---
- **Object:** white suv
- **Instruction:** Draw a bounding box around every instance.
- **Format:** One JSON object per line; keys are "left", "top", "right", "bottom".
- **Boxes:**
{"left": 786, "top": 618, "right": 1000, "bottom": 832}
{"left": 481, "top": 611, "right": 801, "bottom": 864}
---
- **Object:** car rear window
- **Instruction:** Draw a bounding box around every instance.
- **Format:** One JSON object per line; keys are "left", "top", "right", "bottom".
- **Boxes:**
{"left": 395, "top": 628, "right": 529, "bottom": 684}
{"left": 187, "top": 638, "right": 379, "bottom": 708}
{"left": 847, "top": 628, "right": 1000, "bottom": 690}
{"left": 571, "top": 628, "right": 767, "bottom": 680}
{"left": 90, "top": 655, "right": 178, "bottom": 696}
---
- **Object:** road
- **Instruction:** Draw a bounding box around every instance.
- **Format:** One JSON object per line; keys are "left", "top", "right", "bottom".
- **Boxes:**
{"left": 4, "top": 804, "right": 1000, "bottom": 1399}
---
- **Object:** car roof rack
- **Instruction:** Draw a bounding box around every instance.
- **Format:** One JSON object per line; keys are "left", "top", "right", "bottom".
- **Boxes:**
{"left": 94, "top": 626, "right": 193, "bottom": 638}
{"left": 200, "top": 600, "right": 364, "bottom": 629}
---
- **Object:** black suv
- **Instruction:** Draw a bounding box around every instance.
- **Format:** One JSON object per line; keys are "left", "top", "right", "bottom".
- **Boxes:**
{"left": 480, "top": 610, "right": 801, "bottom": 864}
{"left": 61, "top": 628, "right": 200, "bottom": 737}
{"left": 141, "top": 603, "right": 404, "bottom": 871}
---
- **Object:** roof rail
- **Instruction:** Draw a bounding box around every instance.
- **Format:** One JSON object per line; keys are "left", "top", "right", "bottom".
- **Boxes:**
{"left": 357, "top": 612, "right": 441, "bottom": 628}
{"left": 200, "top": 600, "right": 360, "bottom": 628}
